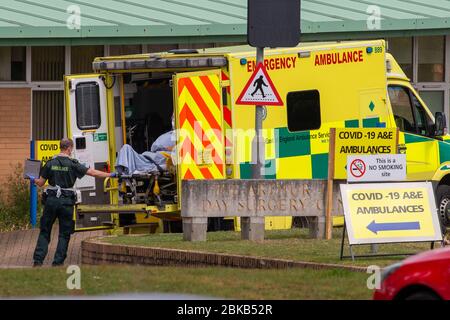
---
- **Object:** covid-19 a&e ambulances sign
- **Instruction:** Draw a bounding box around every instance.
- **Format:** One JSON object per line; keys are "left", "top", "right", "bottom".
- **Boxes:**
{"left": 334, "top": 128, "right": 398, "bottom": 179}
{"left": 340, "top": 182, "right": 443, "bottom": 245}
{"left": 36, "top": 140, "right": 60, "bottom": 166}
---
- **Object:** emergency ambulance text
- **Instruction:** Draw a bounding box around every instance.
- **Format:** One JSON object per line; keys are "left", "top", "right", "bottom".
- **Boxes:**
{"left": 315, "top": 50, "right": 364, "bottom": 66}
{"left": 247, "top": 56, "right": 297, "bottom": 72}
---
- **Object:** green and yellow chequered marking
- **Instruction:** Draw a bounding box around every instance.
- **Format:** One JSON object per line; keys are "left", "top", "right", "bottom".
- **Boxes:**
{"left": 239, "top": 117, "right": 386, "bottom": 180}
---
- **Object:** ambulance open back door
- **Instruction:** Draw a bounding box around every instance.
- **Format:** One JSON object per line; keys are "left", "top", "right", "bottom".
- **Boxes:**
{"left": 64, "top": 74, "right": 114, "bottom": 231}
{"left": 172, "top": 69, "right": 226, "bottom": 205}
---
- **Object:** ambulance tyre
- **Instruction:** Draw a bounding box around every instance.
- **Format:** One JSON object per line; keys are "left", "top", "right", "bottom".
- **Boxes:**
{"left": 162, "top": 218, "right": 234, "bottom": 233}
{"left": 207, "top": 218, "right": 234, "bottom": 232}
{"left": 436, "top": 185, "right": 450, "bottom": 228}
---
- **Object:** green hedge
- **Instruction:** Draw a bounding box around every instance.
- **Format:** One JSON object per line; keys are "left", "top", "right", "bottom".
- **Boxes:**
{"left": 0, "top": 163, "right": 41, "bottom": 232}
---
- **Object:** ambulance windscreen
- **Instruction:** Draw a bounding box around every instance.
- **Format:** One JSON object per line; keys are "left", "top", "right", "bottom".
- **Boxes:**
{"left": 75, "top": 82, "right": 101, "bottom": 130}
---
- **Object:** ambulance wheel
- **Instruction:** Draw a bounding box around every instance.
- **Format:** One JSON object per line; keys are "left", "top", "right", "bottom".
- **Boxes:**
{"left": 292, "top": 217, "right": 310, "bottom": 229}
{"left": 207, "top": 218, "right": 234, "bottom": 232}
{"left": 436, "top": 185, "right": 450, "bottom": 228}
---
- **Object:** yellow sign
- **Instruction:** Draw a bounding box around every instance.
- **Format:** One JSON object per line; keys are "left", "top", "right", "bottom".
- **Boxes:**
{"left": 36, "top": 140, "right": 60, "bottom": 166}
{"left": 340, "top": 182, "right": 442, "bottom": 245}
{"left": 334, "top": 128, "right": 397, "bottom": 179}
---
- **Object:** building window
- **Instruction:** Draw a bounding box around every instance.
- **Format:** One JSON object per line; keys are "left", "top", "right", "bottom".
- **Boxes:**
{"left": 387, "top": 37, "right": 413, "bottom": 80}
{"left": 178, "top": 43, "right": 215, "bottom": 51}
{"left": 287, "top": 90, "right": 321, "bottom": 132}
{"left": 109, "top": 45, "right": 142, "bottom": 56}
{"left": 0, "top": 46, "right": 26, "bottom": 81}
{"left": 32, "top": 46, "right": 65, "bottom": 82}
{"left": 145, "top": 44, "right": 178, "bottom": 53}
{"left": 71, "top": 46, "right": 104, "bottom": 74}
{"left": 32, "top": 91, "right": 64, "bottom": 140}
{"left": 418, "top": 36, "right": 445, "bottom": 82}
{"left": 75, "top": 82, "right": 101, "bottom": 130}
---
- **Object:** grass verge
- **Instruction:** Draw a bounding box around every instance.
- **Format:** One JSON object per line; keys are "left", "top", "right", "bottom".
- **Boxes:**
{"left": 0, "top": 265, "right": 372, "bottom": 300}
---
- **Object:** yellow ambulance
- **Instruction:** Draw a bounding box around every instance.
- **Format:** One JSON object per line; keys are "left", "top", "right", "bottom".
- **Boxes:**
{"left": 64, "top": 39, "right": 450, "bottom": 233}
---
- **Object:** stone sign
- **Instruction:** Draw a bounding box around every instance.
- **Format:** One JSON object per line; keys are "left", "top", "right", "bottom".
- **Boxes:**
{"left": 183, "top": 179, "right": 327, "bottom": 217}
{"left": 181, "top": 180, "right": 339, "bottom": 242}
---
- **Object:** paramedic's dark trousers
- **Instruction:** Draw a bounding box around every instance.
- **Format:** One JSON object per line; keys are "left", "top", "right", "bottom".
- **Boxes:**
{"left": 33, "top": 196, "right": 75, "bottom": 266}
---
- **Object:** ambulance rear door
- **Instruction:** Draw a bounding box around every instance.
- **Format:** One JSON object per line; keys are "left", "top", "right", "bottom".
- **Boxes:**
{"left": 173, "top": 69, "right": 226, "bottom": 206}
{"left": 64, "top": 74, "right": 113, "bottom": 231}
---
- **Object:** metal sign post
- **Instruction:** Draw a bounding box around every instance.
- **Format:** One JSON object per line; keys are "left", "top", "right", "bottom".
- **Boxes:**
{"left": 29, "top": 140, "right": 38, "bottom": 228}
{"left": 253, "top": 47, "right": 265, "bottom": 179}
{"left": 248, "top": 0, "right": 301, "bottom": 179}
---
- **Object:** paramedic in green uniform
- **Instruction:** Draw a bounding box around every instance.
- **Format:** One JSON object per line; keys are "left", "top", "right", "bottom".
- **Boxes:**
{"left": 30, "top": 138, "right": 118, "bottom": 267}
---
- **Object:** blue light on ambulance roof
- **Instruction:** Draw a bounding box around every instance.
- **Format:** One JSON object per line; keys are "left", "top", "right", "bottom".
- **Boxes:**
{"left": 240, "top": 58, "right": 248, "bottom": 65}
{"left": 366, "top": 47, "right": 373, "bottom": 54}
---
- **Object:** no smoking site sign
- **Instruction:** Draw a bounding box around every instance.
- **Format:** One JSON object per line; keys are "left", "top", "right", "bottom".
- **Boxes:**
{"left": 347, "top": 154, "right": 406, "bottom": 182}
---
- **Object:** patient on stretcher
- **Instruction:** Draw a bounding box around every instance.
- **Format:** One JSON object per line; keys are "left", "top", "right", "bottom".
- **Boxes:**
{"left": 116, "top": 131, "right": 176, "bottom": 175}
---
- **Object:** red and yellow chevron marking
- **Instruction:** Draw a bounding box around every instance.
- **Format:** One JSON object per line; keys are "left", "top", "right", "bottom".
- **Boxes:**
{"left": 177, "top": 72, "right": 225, "bottom": 180}
{"left": 221, "top": 70, "right": 233, "bottom": 151}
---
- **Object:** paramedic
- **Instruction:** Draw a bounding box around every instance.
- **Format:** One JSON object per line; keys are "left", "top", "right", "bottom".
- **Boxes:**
{"left": 28, "top": 138, "right": 118, "bottom": 267}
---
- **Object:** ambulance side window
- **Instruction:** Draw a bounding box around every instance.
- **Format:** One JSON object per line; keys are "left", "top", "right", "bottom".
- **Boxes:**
{"left": 388, "top": 86, "right": 415, "bottom": 133}
{"left": 388, "top": 85, "right": 432, "bottom": 136}
{"left": 75, "top": 82, "right": 101, "bottom": 130}
{"left": 287, "top": 90, "right": 321, "bottom": 132}
{"left": 411, "top": 94, "right": 434, "bottom": 136}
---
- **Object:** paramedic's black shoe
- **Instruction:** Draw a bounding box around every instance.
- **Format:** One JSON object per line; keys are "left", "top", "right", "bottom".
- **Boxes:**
{"left": 33, "top": 262, "right": 43, "bottom": 268}
{"left": 52, "top": 262, "right": 64, "bottom": 267}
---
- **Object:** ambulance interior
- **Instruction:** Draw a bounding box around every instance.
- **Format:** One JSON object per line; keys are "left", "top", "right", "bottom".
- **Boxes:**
{"left": 115, "top": 71, "right": 233, "bottom": 232}
{"left": 116, "top": 72, "right": 177, "bottom": 214}
{"left": 122, "top": 73, "right": 174, "bottom": 154}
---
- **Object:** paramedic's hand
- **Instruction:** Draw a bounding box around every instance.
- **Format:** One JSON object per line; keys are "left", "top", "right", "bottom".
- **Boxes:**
{"left": 26, "top": 175, "right": 36, "bottom": 184}
{"left": 110, "top": 172, "right": 120, "bottom": 178}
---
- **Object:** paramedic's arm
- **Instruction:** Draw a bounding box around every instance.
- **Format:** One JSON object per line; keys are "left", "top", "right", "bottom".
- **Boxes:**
{"left": 34, "top": 177, "right": 46, "bottom": 188}
{"left": 86, "top": 168, "right": 116, "bottom": 179}
{"left": 32, "top": 162, "right": 49, "bottom": 187}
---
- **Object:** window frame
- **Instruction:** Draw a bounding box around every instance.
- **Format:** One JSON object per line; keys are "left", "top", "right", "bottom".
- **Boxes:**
{"left": 75, "top": 81, "right": 102, "bottom": 131}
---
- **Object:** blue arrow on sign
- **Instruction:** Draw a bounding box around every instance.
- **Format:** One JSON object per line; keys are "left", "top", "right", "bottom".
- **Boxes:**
{"left": 367, "top": 220, "right": 420, "bottom": 235}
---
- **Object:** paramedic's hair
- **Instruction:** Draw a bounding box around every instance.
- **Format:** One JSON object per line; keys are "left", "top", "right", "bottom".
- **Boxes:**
{"left": 60, "top": 138, "right": 74, "bottom": 151}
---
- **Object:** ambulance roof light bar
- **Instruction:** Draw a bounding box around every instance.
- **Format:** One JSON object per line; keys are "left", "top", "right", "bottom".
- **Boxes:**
{"left": 93, "top": 57, "right": 227, "bottom": 72}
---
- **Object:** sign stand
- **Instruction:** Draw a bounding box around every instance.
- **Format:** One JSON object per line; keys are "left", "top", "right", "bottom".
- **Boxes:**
{"left": 339, "top": 220, "right": 438, "bottom": 261}
{"left": 325, "top": 128, "right": 336, "bottom": 240}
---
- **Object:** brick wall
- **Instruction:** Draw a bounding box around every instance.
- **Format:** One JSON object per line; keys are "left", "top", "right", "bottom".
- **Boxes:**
{"left": 82, "top": 238, "right": 367, "bottom": 272}
{"left": 0, "top": 88, "right": 31, "bottom": 181}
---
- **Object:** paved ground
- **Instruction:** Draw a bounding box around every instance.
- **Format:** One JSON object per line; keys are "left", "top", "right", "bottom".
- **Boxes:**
{"left": 0, "top": 227, "right": 103, "bottom": 268}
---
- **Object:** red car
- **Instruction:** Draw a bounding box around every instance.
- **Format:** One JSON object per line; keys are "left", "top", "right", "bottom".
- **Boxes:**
{"left": 374, "top": 247, "right": 450, "bottom": 300}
